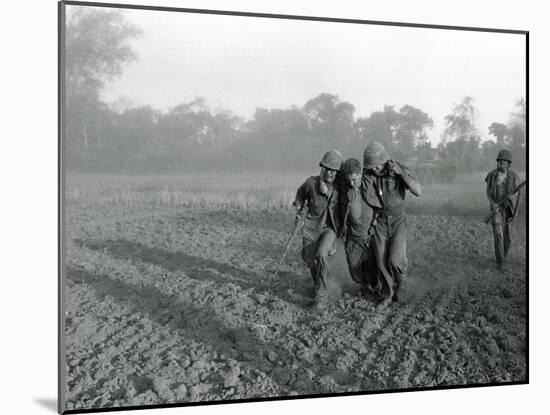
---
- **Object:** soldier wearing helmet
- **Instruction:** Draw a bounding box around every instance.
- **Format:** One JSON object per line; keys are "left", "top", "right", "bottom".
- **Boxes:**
{"left": 293, "top": 150, "right": 344, "bottom": 308}
{"left": 360, "top": 142, "right": 422, "bottom": 308}
{"left": 485, "top": 149, "right": 520, "bottom": 269}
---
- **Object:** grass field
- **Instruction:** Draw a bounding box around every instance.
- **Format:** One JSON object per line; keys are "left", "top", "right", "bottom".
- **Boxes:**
{"left": 66, "top": 171, "right": 526, "bottom": 217}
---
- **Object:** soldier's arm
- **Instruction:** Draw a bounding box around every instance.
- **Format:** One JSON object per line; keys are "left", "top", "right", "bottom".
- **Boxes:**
{"left": 293, "top": 179, "right": 310, "bottom": 222}
{"left": 390, "top": 160, "right": 421, "bottom": 197}
{"left": 400, "top": 173, "right": 422, "bottom": 197}
{"left": 507, "top": 172, "right": 520, "bottom": 205}
{"left": 293, "top": 180, "right": 308, "bottom": 209}
{"left": 485, "top": 173, "right": 498, "bottom": 209}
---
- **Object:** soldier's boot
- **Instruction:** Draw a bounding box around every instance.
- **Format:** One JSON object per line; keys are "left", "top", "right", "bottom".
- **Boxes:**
{"left": 374, "top": 282, "right": 393, "bottom": 309}
{"left": 311, "top": 289, "right": 328, "bottom": 310}
{"left": 376, "top": 296, "right": 393, "bottom": 310}
{"left": 362, "top": 281, "right": 382, "bottom": 300}
{"left": 392, "top": 275, "right": 407, "bottom": 303}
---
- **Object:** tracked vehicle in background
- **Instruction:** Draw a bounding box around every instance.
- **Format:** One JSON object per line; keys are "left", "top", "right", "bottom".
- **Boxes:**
{"left": 403, "top": 148, "right": 456, "bottom": 184}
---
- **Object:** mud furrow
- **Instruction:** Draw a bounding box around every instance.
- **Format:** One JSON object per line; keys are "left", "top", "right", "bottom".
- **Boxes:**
{"left": 63, "top": 207, "right": 527, "bottom": 409}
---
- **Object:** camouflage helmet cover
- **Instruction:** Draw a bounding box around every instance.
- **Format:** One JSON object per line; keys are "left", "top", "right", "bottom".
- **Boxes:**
{"left": 496, "top": 149, "right": 512, "bottom": 163}
{"left": 363, "top": 141, "right": 389, "bottom": 169}
{"left": 319, "top": 150, "right": 343, "bottom": 171}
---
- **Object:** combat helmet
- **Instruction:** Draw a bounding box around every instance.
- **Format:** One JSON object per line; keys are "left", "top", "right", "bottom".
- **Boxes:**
{"left": 496, "top": 149, "right": 512, "bottom": 163}
{"left": 363, "top": 141, "right": 389, "bottom": 170}
{"left": 319, "top": 150, "right": 343, "bottom": 171}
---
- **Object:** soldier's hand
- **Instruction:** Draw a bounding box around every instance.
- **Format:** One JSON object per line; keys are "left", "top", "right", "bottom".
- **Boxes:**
{"left": 387, "top": 160, "right": 403, "bottom": 176}
{"left": 294, "top": 207, "right": 302, "bottom": 224}
{"left": 491, "top": 203, "right": 500, "bottom": 211}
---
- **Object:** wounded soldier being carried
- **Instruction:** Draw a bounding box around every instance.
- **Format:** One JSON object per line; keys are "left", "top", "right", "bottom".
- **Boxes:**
{"left": 342, "top": 142, "right": 422, "bottom": 308}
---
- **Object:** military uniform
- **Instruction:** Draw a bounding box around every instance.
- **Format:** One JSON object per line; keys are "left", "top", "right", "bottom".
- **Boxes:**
{"left": 294, "top": 175, "right": 342, "bottom": 296}
{"left": 485, "top": 167, "right": 519, "bottom": 265}
{"left": 362, "top": 165, "right": 411, "bottom": 300}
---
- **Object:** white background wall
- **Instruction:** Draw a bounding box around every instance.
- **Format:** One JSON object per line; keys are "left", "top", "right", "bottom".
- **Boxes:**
{"left": 1, "top": 0, "right": 545, "bottom": 414}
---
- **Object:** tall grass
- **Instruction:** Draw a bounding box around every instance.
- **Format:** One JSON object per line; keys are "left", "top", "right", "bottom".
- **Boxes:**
{"left": 66, "top": 172, "right": 301, "bottom": 211}
{"left": 66, "top": 171, "right": 527, "bottom": 217}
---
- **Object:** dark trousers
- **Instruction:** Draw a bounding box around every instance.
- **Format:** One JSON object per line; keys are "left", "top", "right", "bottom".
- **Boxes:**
{"left": 372, "top": 214, "right": 408, "bottom": 299}
{"left": 301, "top": 227, "right": 336, "bottom": 296}
{"left": 345, "top": 237, "right": 377, "bottom": 288}
{"left": 492, "top": 210, "right": 512, "bottom": 264}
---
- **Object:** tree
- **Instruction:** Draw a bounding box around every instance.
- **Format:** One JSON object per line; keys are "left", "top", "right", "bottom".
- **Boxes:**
{"left": 488, "top": 122, "right": 509, "bottom": 145}
{"left": 157, "top": 99, "right": 211, "bottom": 151}
{"left": 112, "top": 106, "right": 158, "bottom": 155}
{"left": 392, "top": 105, "right": 433, "bottom": 161}
{"left": 354, "top": 105, "right": 432, "bottom": 162}
{"left": 65, "top": 8, "right": 142, "bottom": 152}
{"left": 303, "top": 93, "right": 355, "bottom": 145}
{"left": 354, "top": 106, "right": 397, "bottom": 155}
{"left": 156, "top": 97, "right": 245, "bottom": 165}
{"left": 484, "top": 98, "right": 527, "bottom": 171}
{"left": 481, "top": 139, "right": 499, "bottom": 165}
{"left": 210, "top": 111, "right": 244, "bottom": 145}
{"left": 441, "top": 96, "right": 479, "bottom": 143}
{"left": 507, "top": 98, "right": 526, "bottom": 147}
{"left": 440, "top": 97, "right": 482, "bottom": 171}
{"left": 66, "top": 8, "right": 142, "bottom": 98}
{"left": 251, "top": 107, "right": 308, "bottom": 139}
{"left": 507, "top": 97, "right": 526, "bottom": 170}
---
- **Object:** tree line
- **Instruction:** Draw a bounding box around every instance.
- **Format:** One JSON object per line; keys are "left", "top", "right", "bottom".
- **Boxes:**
{"left": 65, "top": 8, "right": 526, "bottom": 173}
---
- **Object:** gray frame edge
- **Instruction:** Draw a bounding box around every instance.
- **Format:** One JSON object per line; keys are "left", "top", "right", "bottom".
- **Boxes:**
{"left": 58, "top": 1, "right": 67, "bottom": 413}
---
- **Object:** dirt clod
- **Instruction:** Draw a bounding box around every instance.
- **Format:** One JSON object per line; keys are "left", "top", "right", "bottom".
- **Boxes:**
{"left": 64, "top": 203, "right": 527, "bottom": 409}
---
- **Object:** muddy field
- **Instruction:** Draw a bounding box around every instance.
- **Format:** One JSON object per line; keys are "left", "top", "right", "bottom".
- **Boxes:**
{"left": 62, "top": 174, "right": 527, "bottom": 411}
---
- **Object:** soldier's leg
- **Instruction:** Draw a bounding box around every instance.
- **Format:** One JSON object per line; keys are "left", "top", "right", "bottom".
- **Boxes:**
{"left": 301, "top": 237, "right": 319, "bottom": 288}
{"left": 492, "top": 224, "right": 505, "bottom": 265}
{"left": 362, "top": 241, "right": 380, "bottom": 291}
{"left": 314, "top": 228, "right": 337, "bottom": 293}
{"left": 503, "top": 222, "right": 512, "bottom": 258}
{"left": 372, "top": 220, "right": 394, "bottom": 300}
{"left": 345, "top": 238, "right": 365, "bottom": 286}
{"left": 388, "top": 217, "right": 409, "bottom": 302}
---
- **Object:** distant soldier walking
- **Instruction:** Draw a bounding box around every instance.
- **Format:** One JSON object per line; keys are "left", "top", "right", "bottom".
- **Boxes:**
{"left": 361, "top": 142, "right": 422, "bottom": 307}
{"left": 485, "top": 149, "right": 520, "bottom": 269}
{"left": 293, "top": 150, "right": 343, "bottom": 308}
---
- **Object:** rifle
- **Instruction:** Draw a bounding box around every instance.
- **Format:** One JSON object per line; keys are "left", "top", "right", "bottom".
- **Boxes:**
{"left": 271, "top": 204, "right": 308, "bottom": 284}
{"left": 484, "top": 180, "right": 526, "bottom": 224}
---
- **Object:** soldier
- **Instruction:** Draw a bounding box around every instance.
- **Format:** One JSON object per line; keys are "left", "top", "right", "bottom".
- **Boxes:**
{"left": 485, "top": 149, "right": 520, "bottom": 269}
{"left": 293, "top": 150, "right": 343, "bottom": 308}
{"left": 340, "top": 158, "right": 378, "bottom": 295}
{"left": 361, "top": 142, "right": 422, "bottom": 308}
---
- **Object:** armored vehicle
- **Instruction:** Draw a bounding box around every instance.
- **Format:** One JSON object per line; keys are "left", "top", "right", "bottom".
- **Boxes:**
{"left": 403, "top": 149, "right": 456, "bottom": 184}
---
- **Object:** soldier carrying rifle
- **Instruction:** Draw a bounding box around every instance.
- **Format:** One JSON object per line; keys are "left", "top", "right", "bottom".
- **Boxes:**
{"left": 293, "top": 150, "right": 343, "bottom": 309}
{"left": 485, "top": 149, "right": 523, "bottom": 270}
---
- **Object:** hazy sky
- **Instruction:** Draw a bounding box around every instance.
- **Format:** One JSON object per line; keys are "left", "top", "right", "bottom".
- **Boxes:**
{"left": 93, "top": 6, "right": 526, "bottom": 144}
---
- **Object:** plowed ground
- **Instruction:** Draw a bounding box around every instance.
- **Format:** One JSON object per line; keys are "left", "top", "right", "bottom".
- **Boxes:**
{"left": 63, "top": 205, "right": 527, "bottom": 411}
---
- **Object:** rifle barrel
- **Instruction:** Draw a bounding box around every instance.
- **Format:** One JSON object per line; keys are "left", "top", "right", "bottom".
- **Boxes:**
{"left": 484, "top": 180, "right": 526, "bottom": 224}
{"left": 272, "top": 207, "right": 308, "bottom": 280}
